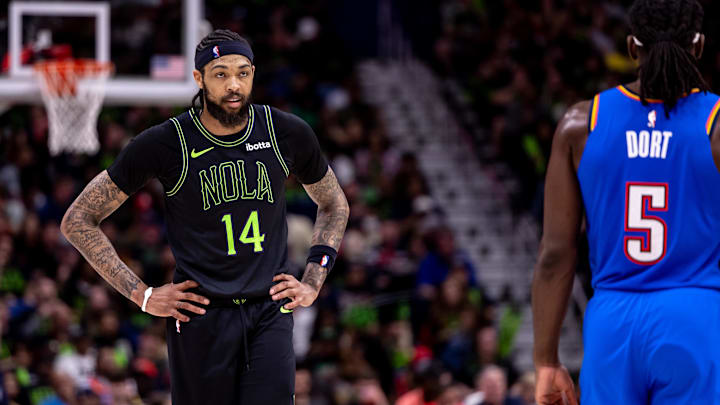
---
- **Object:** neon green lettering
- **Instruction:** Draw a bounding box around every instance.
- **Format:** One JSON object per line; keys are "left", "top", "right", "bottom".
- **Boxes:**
{"left": 199, "top": 165, "right": 222, "bottom": 210}
{"left": 256, "top": 161, "right": 274, "bottom": 203}
{"left": 219, "top": 161, "right": 239, "bottom": 202}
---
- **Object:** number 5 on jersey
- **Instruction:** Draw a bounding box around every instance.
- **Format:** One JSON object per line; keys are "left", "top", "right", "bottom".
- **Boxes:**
{"left": 624, "top": 182, "right": 668, "bottom": 265}
{"left": 221, "top": 211, "right": 265, "bottom": 255}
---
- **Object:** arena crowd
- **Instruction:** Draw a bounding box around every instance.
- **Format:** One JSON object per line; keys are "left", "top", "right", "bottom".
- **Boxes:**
{"left": 2, "top": 0, "right": 719, "bottom": 404}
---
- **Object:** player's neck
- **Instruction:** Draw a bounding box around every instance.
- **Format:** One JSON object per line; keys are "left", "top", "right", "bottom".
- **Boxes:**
{"left": 199, "top": 107, "right": 249, "bottom": 136}
{"left": 625, "top": 80, "right": 641, "bottom": 94}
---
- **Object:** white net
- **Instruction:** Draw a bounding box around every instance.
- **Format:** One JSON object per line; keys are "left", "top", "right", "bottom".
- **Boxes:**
{"left": 34, "top": 59, "right": 113, "bottom": 156}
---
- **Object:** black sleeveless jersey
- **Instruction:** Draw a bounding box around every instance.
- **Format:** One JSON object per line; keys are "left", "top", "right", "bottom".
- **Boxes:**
{"left": 107, "top": 105, "right": 328, "bottom": 298}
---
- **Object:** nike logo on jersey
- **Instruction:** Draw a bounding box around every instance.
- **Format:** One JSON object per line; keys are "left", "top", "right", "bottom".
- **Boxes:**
{"left": 191, "top": 147, "right": 214, "bottom": 158}
{"left": 246, "top": 141, "right": 271, "bottom": 152}
{"left": 280, "top": 306, "right": 293, "bottom": 314}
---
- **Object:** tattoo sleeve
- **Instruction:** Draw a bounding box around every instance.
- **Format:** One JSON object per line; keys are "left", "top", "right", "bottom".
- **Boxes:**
{"left": 301, "top": 167, "right": 349, "bottom": 291}
{"left": 302, "top": 263, "right": 327, "bottom": 293}
{"left": 61, "top": 171, "right": 146, "bottom": 306}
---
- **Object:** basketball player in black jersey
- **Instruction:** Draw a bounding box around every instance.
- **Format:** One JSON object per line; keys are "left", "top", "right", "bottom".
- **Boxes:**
{"left": 61, "top": 29, "right": 349, "bottom": 405}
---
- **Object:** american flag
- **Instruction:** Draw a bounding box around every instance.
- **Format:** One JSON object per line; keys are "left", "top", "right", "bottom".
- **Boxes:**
{"left": 151, "top": 55, "right": 186, "bottom": 80}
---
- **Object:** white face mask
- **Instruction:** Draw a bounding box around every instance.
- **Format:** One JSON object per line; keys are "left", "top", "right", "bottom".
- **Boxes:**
{"left": 632, "top": 32, "right": 701, "bottom": 47}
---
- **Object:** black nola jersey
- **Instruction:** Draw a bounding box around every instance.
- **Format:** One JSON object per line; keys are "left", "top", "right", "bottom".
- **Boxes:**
{"left": 107, "top": 105, "right": 328, "bottom": 298}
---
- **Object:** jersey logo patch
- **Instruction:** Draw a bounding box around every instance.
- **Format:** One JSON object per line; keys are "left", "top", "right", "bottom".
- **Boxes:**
{"left": 245, "top": 141, "right": 271, "bottom": 152}
{"left": 280, "top": 305, "right": 293, "bottom": 314}
{"left": 648, "top": 110, "right": 657, "bottom": 128}
{"left": 191, "top": 146, "right": 214, "bottom": 158}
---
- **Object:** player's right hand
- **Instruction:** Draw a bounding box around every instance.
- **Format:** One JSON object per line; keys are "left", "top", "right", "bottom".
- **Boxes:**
{"left": 143, "top": 280, "right": 210, "bottom": 322}
{"left": 535, "top": 365, "right": 578, "bottom": 405}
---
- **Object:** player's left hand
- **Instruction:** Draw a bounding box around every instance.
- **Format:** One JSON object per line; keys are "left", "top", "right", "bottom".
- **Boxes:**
{"left": 535, "top": 365, "right": 578, "bottom": 405}
{"left": 269, "top": 274, "right": 318, "bottom": 310}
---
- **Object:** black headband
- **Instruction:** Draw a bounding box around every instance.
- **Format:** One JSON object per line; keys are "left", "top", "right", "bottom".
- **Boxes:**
{"left": 194, "top": 41, "right": 254, "bottom": 71}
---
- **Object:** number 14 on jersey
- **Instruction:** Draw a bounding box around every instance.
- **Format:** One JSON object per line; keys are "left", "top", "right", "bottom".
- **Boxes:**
{"left": 221, "top": 211, "right": 265, "bottom": 255}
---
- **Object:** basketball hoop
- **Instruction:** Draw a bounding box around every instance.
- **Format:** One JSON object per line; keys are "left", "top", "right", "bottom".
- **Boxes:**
{"left": 34, "top": 59, "right": 114, "bottom": 156}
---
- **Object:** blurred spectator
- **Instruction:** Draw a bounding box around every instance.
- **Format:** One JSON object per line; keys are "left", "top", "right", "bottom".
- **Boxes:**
{"left": 416, "top": 227, "right": 478, "bottom": 300}
{"left": 396, "top": 361, "right": 448, "bottom": 405}
{"left": 508, "top": 372, "right": 536, "bottom": 405}
{"left": 465, "top": 365, "right": 523, "bottom": 405}
{"left": 354, "top": 378, "right": 389, "bottom": 405}
{"left": 53, "top": 335, "right": 95, "bottom": 392}
{"left": 463, "top": 326, "right": 519, "bottom": 388}
{"left": 295, "top": 366, "right": 323, "bottom": 405}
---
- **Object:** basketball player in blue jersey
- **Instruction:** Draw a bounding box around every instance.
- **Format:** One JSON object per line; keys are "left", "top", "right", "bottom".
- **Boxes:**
{"left": 532, "top": 0, "right": 720, "bottom": 404}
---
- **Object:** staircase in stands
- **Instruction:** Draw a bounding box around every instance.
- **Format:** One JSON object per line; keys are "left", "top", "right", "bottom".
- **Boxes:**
{"left": 357, "top": 59, "right": 584, "bottom": 373}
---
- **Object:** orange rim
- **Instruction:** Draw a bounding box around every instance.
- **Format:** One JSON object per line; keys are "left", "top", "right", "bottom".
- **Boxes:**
{"left": 34, "top": 59, "right": 114, "bottom": 95}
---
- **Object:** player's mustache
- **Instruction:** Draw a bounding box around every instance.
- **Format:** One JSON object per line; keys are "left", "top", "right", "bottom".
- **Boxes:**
{"left": 222, "top": 93, "right": 246, "bottom": 102}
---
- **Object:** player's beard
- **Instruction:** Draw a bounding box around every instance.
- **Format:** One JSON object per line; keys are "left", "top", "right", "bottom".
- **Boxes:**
{"left": 203, "top": 87, "right": 251, "bottom": 128}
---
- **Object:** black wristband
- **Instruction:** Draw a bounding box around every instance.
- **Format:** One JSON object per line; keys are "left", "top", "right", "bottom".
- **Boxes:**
{"left": 306, "top": 245, "right": 338, "bottom": 271}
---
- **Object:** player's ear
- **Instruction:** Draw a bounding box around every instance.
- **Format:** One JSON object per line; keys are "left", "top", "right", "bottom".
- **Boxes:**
{"left": 193, "top": 69, "right": 203, "bottom": 89}
{"left": 693, "top": 33, "right": 705, "bottom": 60}
{"left": 627, "top": 35, "right": 639, "bottom": 61}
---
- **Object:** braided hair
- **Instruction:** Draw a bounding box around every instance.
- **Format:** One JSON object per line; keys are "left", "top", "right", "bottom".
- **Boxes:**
{"left": 629, "top": 0, "right": 708, "bottom": 116}
{"left": 192, "top": 29, "right": 251, "bottom": 110}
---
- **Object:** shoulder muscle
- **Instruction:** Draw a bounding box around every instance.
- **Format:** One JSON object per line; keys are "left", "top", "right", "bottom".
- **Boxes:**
{"left": 554, "top": 100, "right": 592, "bottom": 170}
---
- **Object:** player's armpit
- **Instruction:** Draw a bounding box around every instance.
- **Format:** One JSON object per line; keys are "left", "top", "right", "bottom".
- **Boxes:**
{"left": 301, "top": 167, "right": 350, "bottom": 250}
{"left": 61, "top": 171, "right": 147, "bottom": 306}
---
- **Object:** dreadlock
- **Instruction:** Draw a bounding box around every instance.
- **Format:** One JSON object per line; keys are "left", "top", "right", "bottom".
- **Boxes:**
{"left": 192, "top": 29, "right": 251, "bottom": 110}
{"left": 629, "top": 0, "right": 708, "bottom": 117}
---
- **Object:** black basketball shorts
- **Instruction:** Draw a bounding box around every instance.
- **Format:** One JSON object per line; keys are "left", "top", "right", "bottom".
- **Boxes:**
{"left": 166, "top": 296, "right": 295, "bottom": 405}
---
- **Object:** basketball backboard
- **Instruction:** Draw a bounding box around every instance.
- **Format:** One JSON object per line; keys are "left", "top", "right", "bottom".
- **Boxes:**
{"left": 0, "top": 0, "right": 204, "bottom": 106}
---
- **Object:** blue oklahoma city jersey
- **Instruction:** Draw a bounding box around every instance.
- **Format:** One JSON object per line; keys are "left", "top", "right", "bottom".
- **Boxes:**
{"left": 577, "top": 85, "right": 720, "bottom": 291}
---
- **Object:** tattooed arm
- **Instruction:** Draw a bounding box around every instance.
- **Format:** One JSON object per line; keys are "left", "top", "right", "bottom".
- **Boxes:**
{"left": 61, "top": 171, "right": 143, "bottom": 302}
{"left": 301, "top": 167, "right": 349, "bottom": 287}
{"left": 61, "top": 171, "right": 208, "bottom": 322}
{"left": 270, "top": 167, "right": 349, "bottom": 309}
{"left": 303, "top": 167, "right": 349, "bottom": 251}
